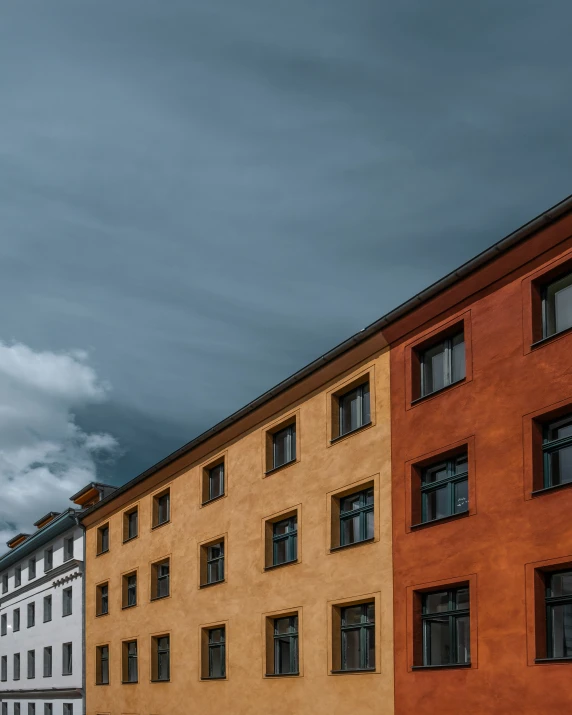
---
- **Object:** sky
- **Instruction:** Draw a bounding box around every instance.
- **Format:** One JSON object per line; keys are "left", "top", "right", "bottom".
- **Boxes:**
{"left": 0, "top": 0, "right": 571, "bottom": 542}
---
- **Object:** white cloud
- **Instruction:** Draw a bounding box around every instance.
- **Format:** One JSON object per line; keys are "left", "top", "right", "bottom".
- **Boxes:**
{"left": 0, "top": 342, "right": 119, "bottom": 546}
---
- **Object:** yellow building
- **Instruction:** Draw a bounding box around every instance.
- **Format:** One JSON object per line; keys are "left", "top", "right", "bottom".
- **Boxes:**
{"left": 82, "top": 331, "right": 394, "bottom": 715}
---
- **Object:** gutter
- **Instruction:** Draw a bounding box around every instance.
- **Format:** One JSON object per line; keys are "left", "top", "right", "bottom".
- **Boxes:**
{"left": 80, "top": 192, "right": 572, "bottom": 520}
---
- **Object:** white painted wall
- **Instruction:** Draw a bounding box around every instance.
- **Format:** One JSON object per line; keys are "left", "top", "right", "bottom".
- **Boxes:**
{"left": 0, "top": 522, "right": 83, "bottom": 715}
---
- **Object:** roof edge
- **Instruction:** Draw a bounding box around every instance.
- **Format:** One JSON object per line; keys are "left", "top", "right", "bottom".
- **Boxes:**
{"left": 80, "top": 192, "right": 572, "bottom": 521}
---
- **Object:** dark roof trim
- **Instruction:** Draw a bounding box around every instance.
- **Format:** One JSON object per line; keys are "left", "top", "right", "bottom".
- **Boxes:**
{"left": 33, "top": 512, "right": 60, "bottom": 527}
{"left": 81, "top": 193, "right": 572, "bottom": 520}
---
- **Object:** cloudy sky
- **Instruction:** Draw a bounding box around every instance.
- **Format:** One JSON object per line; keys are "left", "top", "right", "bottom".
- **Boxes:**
{"left": 0, "top": 0, "right": 571, "bottom": 541}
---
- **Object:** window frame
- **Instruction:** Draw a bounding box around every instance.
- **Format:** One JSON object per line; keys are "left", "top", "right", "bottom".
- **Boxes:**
{"left": 205, "top": 542, "right": 224, "bottom": 586}
{"left": 43, "top": 595, "right": 52, "bottom": 623}
{"left": 1, "top": 655, "right": 6, "bottom": 682}
{"left": 339, "top": 603, "right": 375, "bottom": 672}
{"left": 152, "top": 489, "right": 171, "bottom": 529}
{"left": 337, "top": 382, "right": 371, "bottom": 439}
{"left": 13, "top": 608, "right": 20, "bottom": 632}
{"left": 27, "top": 649, "right": 35, "bottom": 679}
{"left": 96, "top": 644, "right": 109, "bottom": 685}
{"left": 542, "top": 415, "right": 572, "bottom": 489}
{"left": 151, "top": 634, "right": 170, "bottom": 682}
{"left": 123, "top": 507, "right": 139, "bottom": 543}
{"left": 62, "top": 642, "right": 73, "bottom": 676}
{"left": 14, "top": 652, "right": 20, "bottom": 680}
{"left": 97, "top": 524, "right": 110, "bottom": 555}
{"left": 64, "top": 537, "right": 74, "bottom": 562}
{"left": 15, "top": 565, "right": 21, "bottom": 587}
{"left": 44, "top": 547, "right": 53, "bottom": 572}
{"left": 418, "top": 331, "right": 465, "bottom": 399}
{"left": 545, "top": 569, "right": 572, "bottom": 660}
{"left": 273, "top": 616, "right": 299, "bottom": 676}
{"left": 123, "top": 640, "right": 138, "bottom": 683}
{"left": 28, "top": 557, "right": 36, "bottom": 580}
{"left": 151, "top": 558, "right": 170, "bottom": 601}
{"left": 272, "top": 516, "right": 297, "bottom": 567}
{"left": 339, "top": 487, "right": 374, "bottom": 548}
{"left": 542, "top": 270, "right": 572, "bottom": 339}
{"left": 43, "top": 646, "right": 52, "bottom": 678}
{"left": 207, "top": 627, "right": 226, "bottom": 680}
{"left": 122, "top": 572, "right": 137, "bottom": 609}
{"left": 62, "top": 587, "right": 73, "bottom": 617}
{"left": 420, "top": 587, "right": 471, "bottom": 667}
{"left": 27, "top": 602, "right": 35, "bottom": 628}
{"left": 272, "top": 424, "right": 296, "bottom": 470}
{"left": 0, "top": 613, "right": 6, "bottom": 637}
{"left": 420, "top": 453, "right": 469, "bottom": 523}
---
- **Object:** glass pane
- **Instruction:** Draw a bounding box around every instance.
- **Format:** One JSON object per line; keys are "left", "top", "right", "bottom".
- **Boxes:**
{"left": 366, "top": 603, "right": 375, "bottom": 622}
{"left": 455, "top": 615, "right": 471, "bottom": 663}
{"left": 455, "top": 587, "right": 470, "bottom": 611}
{"left": 207, "top": 561, "right": 222, "bottom": 583}
{"left": 365, "top": 509, "right": 374, "bottom": 540}
{"left": 158, "top": 652, "right": 169, "bottom": 680}
{"left": 277, "top": 637, "right": 292, "bottom": 673}
{"left": 210, "top": 646, "right": 224, "bottom": 677}
{"left": 342, "top": 629, "right": 361, "bottom": 670}
{"left": 454, "top": 479, "right": 469, "bottom": 513}
{"left": 366, "top": 627, "right": 375, "bottom": 668}
{"left": 340, "top": 388, "right": 360, "bottom": 434}
{"left": 273, "top": 426, "right": 294, "bottom": 467}
{"left": 341, "top": 493, "right": 362, "bottom": 512}
{"left": 424, "top": 591, "right": 449, "bottom": 614}
{"left": 551, "top": 417, "right": 572, "bottom": 441}
{"left": 275, "top": 618, "right": 292, "bottom": 635}
{"left": 208, "top": 544, "right": 223, "bottom": 560}
{"left": 341, "top": 514, "right": 360, "bottom": 545}
{"left": 424, "top": 485, "right": 449, "bottom": 521}
{"left": 424, "top": 617, "right": 450, "bottom": 665}
{"left": 274, "top": 539, "right": 288, "bottom": 565}
{"left": 550, "top": 603, "right": 572, "bottom": 657}
{"left": 274, "top": 519, "right": 293, "bottom": 536}
{"left": 210, "top": 628, "right": 224, "bottom": 644}
{"left": 550, "top": 571, "right": 572, "bottom": 597}
{"left": 209, "top": 464, "right": 224, "bottom": 499}
{"left": 423, "top": 463, "right": 448, "bottom": 484}
{"left": 454, "top": 454, "right": 468, "bottom": 475}
{"left": 451, "top": 333, "right": 466, "bottom": 383}
{"left": 342, "top": 606, "right": 364, "bottom": 626}
{"left": 362, "top": 384, "right": 371, "bottom": 425}
{"left": 549, "top": 445, "right": 572, "bottom": 486}
{"left": 422, "top": 342, "right": 445, "bottom": 394}
{"left": 553, "top": 275, "right": 572, "bottom": 334}
{"left": 365, "top": 487, "right": 374, "bottom": 506}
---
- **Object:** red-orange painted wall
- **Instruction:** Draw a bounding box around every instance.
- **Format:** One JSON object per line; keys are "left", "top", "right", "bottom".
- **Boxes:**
{"left": 391, "top": 217, "right": 572, "bottom": 715}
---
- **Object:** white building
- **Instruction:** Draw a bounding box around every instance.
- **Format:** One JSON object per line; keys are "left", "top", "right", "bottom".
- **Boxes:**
{"left": 0, "top": 483, "right": 115, "bottom": 715}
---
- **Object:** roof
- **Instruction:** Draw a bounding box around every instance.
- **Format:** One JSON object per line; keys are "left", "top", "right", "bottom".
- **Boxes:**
{"left": 6, "top": 533, "right": 30, "bottom": 548}
{"left": 80, "top": 192, "right": 572, "bottom": 521}
{"left": 33, "top": 512, "right": 60, "bottom": 528}
{"left": 68, "top": 481, "right": 117, "bottom": 503}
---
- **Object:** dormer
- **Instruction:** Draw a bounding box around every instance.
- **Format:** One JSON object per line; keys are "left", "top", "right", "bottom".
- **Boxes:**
{"left": 33, "top": 512, "right": 61, "bottom": 530}
{"left": 70, "top": 482, "right": 117, "bottom": 509}
{"left": 6, "top": 533, "right": 29, "bottom": 549}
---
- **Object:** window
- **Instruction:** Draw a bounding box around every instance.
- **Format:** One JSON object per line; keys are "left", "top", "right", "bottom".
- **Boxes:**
{"left": 14, "top": 704, "right": 20, "bottom": 715}
{"left": 205, "top": 462, "right": 225, "bottom": 503}
{"left": 28, "top": 557, "right": 36, "bottom": 580}
{"left": 339, "top": 488, "right": 374, "bottom": 547}
{"left": 27, "top": 649, "right": 35, "bottom": 679}
{"left": 201, "top": 541, "right": 224, "bottom": 586}
{"left": 44, "top": 547, "right": 53, "bottom": 572}
{"left": 62, "top": 643, "right": 73, "bottom": 675}
{"left": 14, "top": 608, "right": 20, "bottom": 632}
{"left": 122, "top": 573, "right": 137, "bottom": 609}
{"left": 1, "top": 613, "right": 6, "bottom": 636}
{"left": 123, "top": 508, "right": 138, "bottom": 542}
{"left": 151, "top": 559, "right": 170, "bottom": 600}
{"left": 27, "top": 602, "right": 35, "bottom": 628}
{"left": 273, "top": 616, "right": 298, "bottom": 675}
{"left": 152, "top": 489, "right": 170, "bottom": 528}
{"left": 543, "top": 415, "right": 572, "bottom": 488}
{"left": 43, "top": 595, "right": 52, "bottom": 623}
{"left": 152, "top": 635, "right": 170, "bottom": 681}
{"left": 15, "top": 565, "right": 21, "bottom": 587}
{"left": 272, "top": 424, "right": 296, "bottom": 470}
{"left": 1, "top": 573, "right": 7, "bottom": 593}
{"left": 205, "top": 627, "right": 226, "bottom": 679}
{"left": 44, "top": 706, "right": 52, "bottom": 715}
{"left": 43, "top": 646, "right": 52, "bottom": 677}
{"left": 339, "top": 603, "right": 375, "bottom": 672}
{"left": 62, "top": 587, "right": 73, "bottom": 617}
{"left": 545, "top": 570, "right": 572, "bottom": 659}
{"left": 63, "top": 706, "right": 73, "bottom": 715}
{"left": 1, "top": 703, "right": 6, "bottom": 715}
{"left": 96, "top": 645, "right": 109, "bottom": 685}
{"left": 419, "top": 331, "right": 465, "bottom": 398}
{"left": 28, "top": 705, "right": 35, "bottom": 715}
{"left": 123, "top": 640, "right": 138, "bottom": 683}
{"left": 1, "top": 655, "right": 6, "bottom": 681}
{"left": 14, "top": 653, "right": 20, "bottom": 680}
{"left": 420, "top": 453, "right": 469, "bottom": 523}
{"left": 338, "top": 382, "right": 371, "bottom": 437}
{"left": 64, "top": 537, "right": 74, "bottom": 561}
{"left": 97, "top": 524, "right": 109, "bottom": 555}
{"left": 272, "top": 517, "right": 297, "bottom": 567}
{"left": 542, "top": 271, "right": 572, "bottom": 338}
{"left": 96, "top": 583, "right": 109, "bottom": 616}
{"left": 421, "top": 587, "right": 470, "bottom": 666}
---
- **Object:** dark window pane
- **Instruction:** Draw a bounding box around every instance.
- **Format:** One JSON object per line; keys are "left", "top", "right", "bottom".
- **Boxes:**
{"left": 274, "top": 540, "right": 288, "bottom": 565}
{"left": 454, "top": 479, "right": 469, "bottom": 514}
{"left": 276, "top": 637, "right": 292, "bottom": 673}
{"left": 209, "top": 463, "right": 224, "bottom": 499}
{"left": 342, "top": 629, "right": 361, "bottom": 670}
{"left": 451, "top": 332, "right": 466, "bottom": 383}
{"left": 454, "top": 455, "right": 469, "bottom": 474}
{"left": 425, "top": 617, "right": 450, "bottom": 665}
{"left": 365, "top": 510, "right": 374, "bottom": 539}
{"left": 545, "top": 273, "right": 572, "bottom": 336}
{"left": 341, "top": 493, "right": 361, "bottom": 512}
{"left": 424, "top": 486, "right": 449, "bottom": 521}
{"left": 455, "top": 588, "right": 470, "bottom": 611}
{"left": 423, "top": 464, "right": 448, "bottom": 484}
{"left": 273, "top": 426, "right": 295, "bottom": 468}
{"left": 343, "top": 606, "right": 364, "bottom": 626}
{"left": 210, "top": 628, "right": 224, "bottom": 643}
{"left": 550, "top": 572, "right": 572, "bottom": 597}
{"left": 549, "top": 603, "right": 572, "bottom": 657}
{"left": 423, "top": 342, "right": 446, "bottom": 394}
{"left": 274, "top": 519, "right": 294, "bottom": 536}
{"left": 367, "top": 626, "right": 376, "bottom": 668}
{"left": 275, "top": 617, "right": 293, "bottom": 635}
{"left": 549, "top": 445, "right": 572, "bottom": 485}
{"left": 424, "top": 591, "right": 449, "bottom": 614}
{"left": 210, "top": 647, "right": 224, "bottom": 677}
{"left": 341, "top": 514, "right": 361, "bottom": 545}
{"left": 456, "top": 615, "right": 471, "bottom": 663}
{"left": 362, "top": 384, "right": 371, "bottom": 425}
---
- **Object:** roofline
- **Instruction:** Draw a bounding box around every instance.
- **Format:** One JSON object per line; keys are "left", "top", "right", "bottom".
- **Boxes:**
{"left": 0, "top": 510, "right": 79, "bottom": 570}
{"left": 80, "top": 192, "right": 572, "bottom": 521}
{"left": 68, "top": 481, "right": 116, "bottom": 502}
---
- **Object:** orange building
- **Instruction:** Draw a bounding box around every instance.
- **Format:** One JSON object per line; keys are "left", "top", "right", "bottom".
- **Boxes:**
{"left": 387, "top": 195, "right": 572, "bottom": 714}
{"left": 81, "top": 342, "right": 395, "bottom": 715}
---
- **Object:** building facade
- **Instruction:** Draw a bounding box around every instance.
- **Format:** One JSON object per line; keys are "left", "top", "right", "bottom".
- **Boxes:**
{"left": 0, "top": 484, "right": 115, "bottom": 715}
{"left": 388, "top": 200, "right": 572, "bottom": 713}
{"left": 81, "top": 344, "right": 395, "bottom": 715}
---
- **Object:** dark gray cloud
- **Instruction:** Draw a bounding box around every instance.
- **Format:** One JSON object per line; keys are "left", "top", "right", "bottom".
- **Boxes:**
{"left": 1, "top": 0, "right": 571, "bottom": 486}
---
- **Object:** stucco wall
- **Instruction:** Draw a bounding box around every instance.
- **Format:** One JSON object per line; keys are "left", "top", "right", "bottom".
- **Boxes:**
{"left": 85, "top": 349, "right": 393, "bottom": 715}
{"left": 391, "top": 227, "right": 572, "bottom": 714}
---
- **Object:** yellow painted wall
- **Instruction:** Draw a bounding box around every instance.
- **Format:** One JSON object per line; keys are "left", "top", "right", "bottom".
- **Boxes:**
{"left": 85, "top": 348, "right": 393, "bottom": 715}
